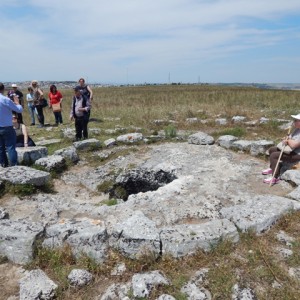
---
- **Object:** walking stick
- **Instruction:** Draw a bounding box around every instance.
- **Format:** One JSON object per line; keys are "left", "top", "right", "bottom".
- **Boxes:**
{"left": 269, "top": 126, "right": 292, "bottom": 187}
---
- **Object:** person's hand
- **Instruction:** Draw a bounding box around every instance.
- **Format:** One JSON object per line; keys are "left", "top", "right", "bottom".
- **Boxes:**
{"left": 70, "top": 116, "right": 74, "bottom": 121}
{"left": 13, "top": 95, "right": 20, "bottom": 105}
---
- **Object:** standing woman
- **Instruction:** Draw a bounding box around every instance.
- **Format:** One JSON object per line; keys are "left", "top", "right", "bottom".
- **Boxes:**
{"left": 26, "top": 86, "right": 36, "bottom": 125}
{"left": 31, "top": 80, "right": 45, "bottom": 128}
{"left": 48, "top": 84, "right": 63, "bottom": 125}
{"left": 76, "top": 78, "right": 93, "bottom": 120}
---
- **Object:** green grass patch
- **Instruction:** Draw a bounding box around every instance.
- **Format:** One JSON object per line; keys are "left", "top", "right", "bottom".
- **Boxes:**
{"left": 215, "top": 126, "right": 246, "bottom": 138}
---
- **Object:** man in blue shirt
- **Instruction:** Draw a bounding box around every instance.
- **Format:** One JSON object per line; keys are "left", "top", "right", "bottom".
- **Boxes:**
{"left": 0, "top": 82, "right": 23, "bottom": 166}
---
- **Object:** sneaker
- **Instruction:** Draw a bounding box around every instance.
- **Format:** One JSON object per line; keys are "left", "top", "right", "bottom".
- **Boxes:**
{"left": 30, "top": 123, "right": 35, "bottom": 126}
{"left": 37, "top": 124, "right": 44, "bottom": 128}
{"left": 263, "top": 177, "right": 280, "bottom": 185}
{"left": 262, "top": 168, "right": 272, "bottom": 175}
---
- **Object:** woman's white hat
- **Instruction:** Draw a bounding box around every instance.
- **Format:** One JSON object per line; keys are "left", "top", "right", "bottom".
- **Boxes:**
{"left": 291, "top": 114, "right": 300, "bottom": 120}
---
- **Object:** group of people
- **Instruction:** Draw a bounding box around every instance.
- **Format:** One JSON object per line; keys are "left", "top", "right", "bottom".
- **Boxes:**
{"left": 2, "top": 77, "right": 300, "bottom": 186}
{"left": 0, "top": 78, "right": 93, "bottom": 167}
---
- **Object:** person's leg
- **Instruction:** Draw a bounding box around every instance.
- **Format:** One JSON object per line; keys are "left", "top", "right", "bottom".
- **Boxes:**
{"left": 75, "top": 118, "right": 83, "bottom": 140}
{"left": 4, "top": 127, "right": 18, "bottom": 166}
{"left": 58, "top": 112, "right": 63, "bottom": 124}
{"left": 36, "top": 106, "right": 44, "bottom": 125}
{"left": 0, "top": 129, "right": 9, "bottom": 167}
{"left": 269, "top": 150, "right": 283, "bottom": 178}
{"left": 83, "top": 119, "right": 88, "bottom": 139}
{"left": 28, "top": 103, "right": 35, "bottom": 125}
{"left": 54, "top": 112, "right": 59, "bottom": 125}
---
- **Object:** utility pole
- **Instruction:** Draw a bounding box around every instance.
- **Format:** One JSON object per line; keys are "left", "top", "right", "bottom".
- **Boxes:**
{"left": 168, "top": 72, "right": 170, "bottom": 84}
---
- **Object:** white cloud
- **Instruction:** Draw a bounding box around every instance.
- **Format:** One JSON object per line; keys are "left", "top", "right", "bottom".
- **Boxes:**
{"left": 1, "top": 0, "right": 300, "bottom": 82}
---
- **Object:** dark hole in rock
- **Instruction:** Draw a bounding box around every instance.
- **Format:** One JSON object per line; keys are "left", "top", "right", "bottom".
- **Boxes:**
{"left": 109, "top": 168, "right": 177, "bottom": 201}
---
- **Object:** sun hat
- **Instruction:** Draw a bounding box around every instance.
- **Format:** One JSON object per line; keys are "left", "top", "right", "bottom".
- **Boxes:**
{"left": 291, "top": 114, "right": 300, "bottom": 120}
{"left": 11, "top": 83, "right": 18, "bottom": 88}
{"left": 31, "top": 80, "right": 38, "bottom": 84}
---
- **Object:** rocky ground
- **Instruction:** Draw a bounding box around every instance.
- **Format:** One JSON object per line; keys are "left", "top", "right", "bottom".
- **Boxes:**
{"left": 0, "top": 135, "right": 300, "bottom": 299}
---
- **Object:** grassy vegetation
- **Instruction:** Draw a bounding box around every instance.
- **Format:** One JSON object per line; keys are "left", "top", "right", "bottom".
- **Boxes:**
{"left": 6, "top": 84, "right": 300, "bottom": 298}
{"left": 25, "top": 211, "right": 300, "bottom": 299}
{"left": 20, "top": 84, "right": 300, "bottom": 144}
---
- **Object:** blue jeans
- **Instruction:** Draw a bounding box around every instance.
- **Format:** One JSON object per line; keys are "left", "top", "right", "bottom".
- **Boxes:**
{"left": 0, "top": 126, "right": 18, "bottom": 167}
{"left": 28, "top": 102, "right": 36, "bottom": 124}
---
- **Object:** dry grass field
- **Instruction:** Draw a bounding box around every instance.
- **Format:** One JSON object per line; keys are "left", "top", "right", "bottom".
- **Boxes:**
{"left": 22, "top": 84, "right": 300, "bottom": 142}
{"left": 3, "top": 84, "right": 300, "bottom": 299}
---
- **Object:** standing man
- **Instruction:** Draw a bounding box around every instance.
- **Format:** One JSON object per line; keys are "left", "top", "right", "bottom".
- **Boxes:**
{"left": 70, "top": 87, "right": 91, "bottom": 141}
{"left": 76, "top": 78, "right": 93, "bottom": 120}
{"left": 0, "top": 82, "right": 23, "bottom": 167}
{"left": 8, "top": 83, "right": 24, "bottom": 123}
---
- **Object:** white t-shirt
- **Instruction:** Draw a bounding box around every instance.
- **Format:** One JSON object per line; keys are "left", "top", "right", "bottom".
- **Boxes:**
{"left": 291, "top": 128, "right": 300, "bottom": 154}
{"left": 26, "top": 93, "right": 34, "bottom": 102}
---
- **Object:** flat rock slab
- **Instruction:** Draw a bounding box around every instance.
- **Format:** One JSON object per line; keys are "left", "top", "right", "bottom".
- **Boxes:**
{"left": 43, "top": 218, "right": 108, "bottom": 263}
{"left": 35, "top": 139, "right": 61, "bottom": 146}
{"left": 16, "top": 146, "right": 48, "bottom": 164}
{"left": 0, "top": 166, "right": 50, "bottom": 186}
{"left": 160, "top": 219, "right": 239, "bottom": 257}
{"left": 0, "top": 219, "right": 44, "bottom": 264}
{"left": 220, "top": 195, "right": 300, "bottom": 233}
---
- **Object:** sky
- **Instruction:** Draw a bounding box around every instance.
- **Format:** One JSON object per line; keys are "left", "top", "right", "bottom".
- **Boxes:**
{"left": 1, "top": 0, "right": 300, "bottom": 84}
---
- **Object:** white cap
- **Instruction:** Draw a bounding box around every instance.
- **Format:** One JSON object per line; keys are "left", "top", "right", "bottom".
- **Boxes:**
{"left": 11, "top": 84, "right": 17, "bottom": 88}
{"left": 291, "top": 114, "right": 300, "bottom": 120}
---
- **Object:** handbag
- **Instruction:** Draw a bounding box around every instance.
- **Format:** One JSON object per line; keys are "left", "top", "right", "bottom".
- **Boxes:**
{"left": 276, "top": 141, "right": 293, "bottom": 154}
{"left": 52, "top": 102, "right": 61, "bottom": 112}
{"left": 40, "top": 98, "right": 48, "bottom": 108}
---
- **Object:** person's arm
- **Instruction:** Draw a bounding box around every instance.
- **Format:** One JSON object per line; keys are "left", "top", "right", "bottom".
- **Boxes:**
{"left": 87, "top": 86, "right": 93, "bottom": 100}
{"left": 7, "top": 96, "right": 23, "bottom": 113}
{"left": 287, "top": 139, "right": 300, "bottom": 149}
{"left": 48, "top": 93, "right": 52, "bottom": 108}
{"left": 21, "top": 124, "right": 29, "bottom": 147}
{"left": 70, "top": 97, "right": 74, "bottom": 121}
{"left": 38, "top": 88, "right": 43, "bottom": 99}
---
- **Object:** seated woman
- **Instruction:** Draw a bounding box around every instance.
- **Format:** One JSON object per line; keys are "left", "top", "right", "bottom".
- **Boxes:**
{"left": 262, "top": 114, "right": 300, "bottom": 185}
{"left": 12, "top": 114, "right": 36, "bottom": 147}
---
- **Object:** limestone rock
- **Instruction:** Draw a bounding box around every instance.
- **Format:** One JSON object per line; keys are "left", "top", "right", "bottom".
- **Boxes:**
{"left": 111, "top": 263, "right": 126, "bottom": 276}
{"left": 35, "top": 155, "right": 66, "bottom": 171}
{"left": 35, "top": 139, "right": 61, "bottom": 146}
{"left": 232, "top": 116, "right": 246, "bottom": 123}
{"left": 160, "top": 219, "right": 239, "bottom": 257}
{"left": 104, "top": 138, "right": 117, "bottom": 147}
{"left": 116, "top": 133, "right": 143, "bottom": 143}
{"left": 188, "top": 132, "right": 214, "bottom": 145}
{"left": 54, "top": 146, "right": 79, "bottom": 163}
{"left": 0, "top": 166, "right": 50, "bottom": 186}
{"left": 16, "top": 146, "right": 48, "bottom": 164}
{"left": 181, "top": 283, "right": 212, "bottom": 300}
{"left": 98, "top": 283, "right": 131, "bottom": 300}
{"left": 73, "top": 138, "right": 101, "bottom": 150}
{"left": 110, "top": 212, "right": 161, "bottom": 259}
{"left": 156, "top": 295, "right": 176, "bottom": 300}
{"left": 0, "top": 219, "right": 44, "bottom": 264}
{"left": 220, "top": 195, "right": 297, "bottom": 233}
{"left": 231, "top": 140, "right": 253, "bottom": 152}
{"left": 281, "top": 169, "right": 300, "bottom": 186}
{"left": 68, "top": 269, "right": 93, "bottom": 287}
{"left": 217, "top": 135, "right": 238, "bottom": 149}
{"left": 19, "top": 269, "right": 58, "bottom": 300}
{"left": 276, "top": 230, "right": 295, "bottom": 247}
{"left": 215, "top": 118, "right": 227, "bottom": 125}
{"left": 250, "top": 140, "right": 274, "bottom": 156}
{"left": 0, "top": 207, "right": 9, "bottom": 219}
{"left": 132, "top": 271, "right": 169, "bottom": 298}
{"left": 43, "top": 218, "right": 108, "bottom": 263}
{"left": 232, "top": 284, "right": 257, "bottom": 300}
